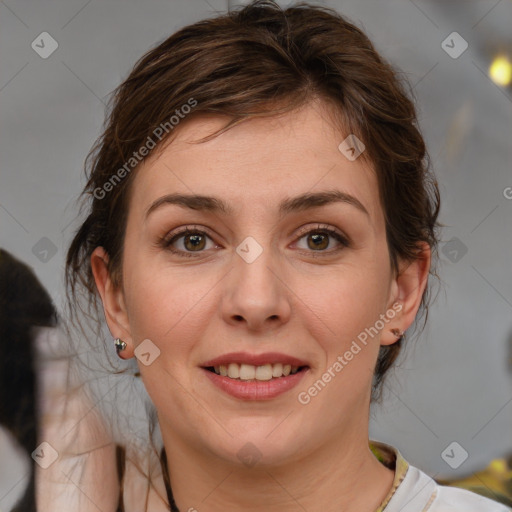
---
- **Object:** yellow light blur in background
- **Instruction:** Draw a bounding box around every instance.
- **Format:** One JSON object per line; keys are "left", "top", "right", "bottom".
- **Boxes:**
{"left": 489, "top": 55, "right": 512, "bottom": 86}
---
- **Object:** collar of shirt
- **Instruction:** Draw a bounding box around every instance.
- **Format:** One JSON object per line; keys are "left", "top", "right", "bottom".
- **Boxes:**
{"left": 369, "top": 439, "right": 410, "bottom": 511}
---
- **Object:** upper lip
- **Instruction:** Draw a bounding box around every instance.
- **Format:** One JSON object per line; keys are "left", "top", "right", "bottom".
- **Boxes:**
{"left": 201, "top": 352, "right": 309, "bottom": 368}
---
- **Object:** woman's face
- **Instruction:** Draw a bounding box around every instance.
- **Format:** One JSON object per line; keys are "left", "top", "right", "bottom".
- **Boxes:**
{"left": 93, "top": 100, "right": 427, "bottom": 466}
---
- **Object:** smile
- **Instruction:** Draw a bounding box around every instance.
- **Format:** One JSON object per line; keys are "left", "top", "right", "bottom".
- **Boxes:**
{"left": 200, "top": 352, "right": 310, "bottom": 399}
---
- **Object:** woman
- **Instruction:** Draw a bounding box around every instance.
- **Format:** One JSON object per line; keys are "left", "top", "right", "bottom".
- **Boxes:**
{"left": 63, "top": 1, "right": 509, "bottom": 510}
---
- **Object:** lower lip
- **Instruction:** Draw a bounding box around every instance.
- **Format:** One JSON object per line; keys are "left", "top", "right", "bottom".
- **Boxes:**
{"left": 202, "top": 367, "right": 309, "bottom": 400}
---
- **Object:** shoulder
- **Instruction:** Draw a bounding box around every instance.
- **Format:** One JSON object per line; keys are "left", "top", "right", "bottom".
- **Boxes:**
{"left": 385, "top": 464, "right": 510, "bottom": 512}
{"left": 433, "top": 479, "right": 511, "bottom": 511}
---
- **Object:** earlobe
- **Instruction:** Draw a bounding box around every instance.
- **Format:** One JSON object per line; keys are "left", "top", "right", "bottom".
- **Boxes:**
{"left": 90, "top": 247, "right": 134, "bottom": 358}
{"left": 381, "top": 242, "right": 431, "bottom": 347}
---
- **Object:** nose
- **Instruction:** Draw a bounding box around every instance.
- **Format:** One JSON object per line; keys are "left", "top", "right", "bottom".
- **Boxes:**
{"left": 220, "top": 242, "right": 292, "bottom": 332}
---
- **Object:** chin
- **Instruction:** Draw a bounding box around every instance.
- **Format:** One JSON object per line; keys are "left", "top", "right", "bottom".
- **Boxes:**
{"left": 204, "top": 425, "right": 309, "bottom": 469}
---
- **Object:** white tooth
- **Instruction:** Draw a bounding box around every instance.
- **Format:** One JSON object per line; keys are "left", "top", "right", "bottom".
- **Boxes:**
{"left": 227, "top": 363, "right": 240, "bottom": 379}
{"left": 239, "top": 364, "right": 256, "bottom": 381}
{"left": 255, "top": 364, "right": 273, "bottom": 381}
{"left": 220, "top": 362, "right": 300, "bottom": 380}
{"left": 272, "top": 363, "right": 283, "bottom": 377}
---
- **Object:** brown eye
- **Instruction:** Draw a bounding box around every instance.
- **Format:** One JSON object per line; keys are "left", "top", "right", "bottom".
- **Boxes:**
{"left": 160, "top": 227, "right": 216, "bottom": 258}
{"left": 294, "top": 225, "right": 350, "bottom": 255}
{"left": 307, "top": 232, "right": 329, "bottom": 250}
{"left": 182, "top": 233, "right": 206, "bottom": 251}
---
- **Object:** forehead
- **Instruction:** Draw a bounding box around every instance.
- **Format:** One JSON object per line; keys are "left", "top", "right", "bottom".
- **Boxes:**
{"left": 129, "top": 101, "right": 381, "bottom": 222}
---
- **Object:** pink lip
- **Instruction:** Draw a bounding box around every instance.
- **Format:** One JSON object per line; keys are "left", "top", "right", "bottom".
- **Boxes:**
{"left": 201, "top": 352, "right": 309, "bottom": 368}
{"left": 202, "top": 367, "right": 309, "bottom": 400}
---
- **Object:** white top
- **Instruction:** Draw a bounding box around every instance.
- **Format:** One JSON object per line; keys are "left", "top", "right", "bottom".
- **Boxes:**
{"left": 370, "top": 440, "right": 511, "bottom": 511}
{"left": 386, "top": 464, "right": 510, "bottom": 511}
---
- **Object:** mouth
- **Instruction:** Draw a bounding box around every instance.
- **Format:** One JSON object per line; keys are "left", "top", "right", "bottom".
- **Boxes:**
{"left": 201, "top": 364, "right": 309, "bottom": 400}
{"left": 200, "top": 352, "right": 310, "bottom": 399}
{"left": 203, "top": 363, "right": 308, "bottom": 381}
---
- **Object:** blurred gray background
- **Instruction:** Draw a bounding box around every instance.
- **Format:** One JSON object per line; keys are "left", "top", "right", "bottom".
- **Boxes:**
{"left": 1, "top": 0, "right": 511, "bottom": 509}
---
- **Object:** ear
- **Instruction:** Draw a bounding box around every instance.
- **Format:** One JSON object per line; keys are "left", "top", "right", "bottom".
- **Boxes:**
{"left": 90, "top": 246, "right": 134, "bottom": 359}
{"left": 380, "top": 242, "right": 431, "bottom": 346}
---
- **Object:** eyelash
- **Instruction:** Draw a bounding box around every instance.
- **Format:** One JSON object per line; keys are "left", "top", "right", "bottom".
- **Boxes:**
{"left": 158, "top": 224, "right": 350, "bottom": 259}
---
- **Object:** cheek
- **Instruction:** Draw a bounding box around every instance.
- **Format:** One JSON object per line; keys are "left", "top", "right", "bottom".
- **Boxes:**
{"left": 122, "top": 252, "right": 209, "bottom": 346}
{"left": 291, "top": 251, "right": 391, "bottom": 373}
{"left": 299, "top": 261, "right": 389, "bottom": 330}
{"left": 296, "top": 268, "right": 388, "bottom": 404}
{"left": 122, "top": 257, "right": 237, "bottom": 387}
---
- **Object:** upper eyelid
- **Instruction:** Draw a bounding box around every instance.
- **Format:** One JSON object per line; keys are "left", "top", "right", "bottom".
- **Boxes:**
{"left": 295, "top": 223, "right": 344, "bottom": 236}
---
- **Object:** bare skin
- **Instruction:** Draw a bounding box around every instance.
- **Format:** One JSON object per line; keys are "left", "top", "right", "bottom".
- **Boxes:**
{"left": 92, "top": 99, "right": 430, "bottom": 511}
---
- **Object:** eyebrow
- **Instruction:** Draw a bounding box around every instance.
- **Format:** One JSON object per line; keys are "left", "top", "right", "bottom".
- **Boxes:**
{"left": 144, "top": 190, "right": 369, "bottom": 220}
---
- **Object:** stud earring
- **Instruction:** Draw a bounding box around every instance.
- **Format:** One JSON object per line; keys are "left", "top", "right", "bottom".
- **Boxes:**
{"left": 114, "top": 338, "right": 127, "bottom": 356}
{"left": 390, "top": 328, "right": 405, "bottom": 339}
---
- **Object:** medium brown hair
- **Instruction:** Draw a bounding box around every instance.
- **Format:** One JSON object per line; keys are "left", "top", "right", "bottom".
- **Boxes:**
{"left": 66, "top": 0, "right": 440, "bottom": 403}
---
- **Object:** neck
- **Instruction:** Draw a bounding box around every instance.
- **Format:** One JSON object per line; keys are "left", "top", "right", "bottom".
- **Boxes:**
{"left": 161, "top": 423, "right": 394, "bottom": 512}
